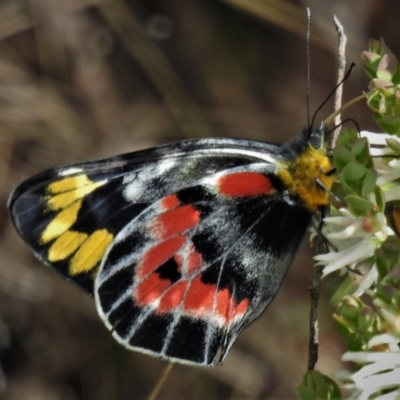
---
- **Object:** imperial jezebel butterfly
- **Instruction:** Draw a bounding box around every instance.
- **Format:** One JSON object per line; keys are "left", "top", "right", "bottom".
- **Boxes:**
{"left": 8, "top": 126, "right": 335, "bottom": 366}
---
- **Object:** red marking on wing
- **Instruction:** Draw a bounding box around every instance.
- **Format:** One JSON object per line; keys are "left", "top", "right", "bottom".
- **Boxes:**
{"left": 161, "top": 194, "right": 180, "bottom": 210}
{"left": 134, "top": 272, "right": 249, "bottom": 325}
{"left": 152, "top": 205, "right": 200, "bottom": 239}
{"left": 135, "top": 273, "right": 171, "bottom": 305}
{"left": 158, "top": 280, "right": 188, "bottom": 312}
{"left": 183, "top": 276, "right": 214, "bottom": 315}
{"left": 218, "top": 172, "right": 274, "bottom": 197}
{"left": 136, "top": 236, "right": 186, "bottom": 279}
{"left": 174, "top": 243, "right": 204, "bottom": 275}
{"left": 215, "top": 288, "right": 231, "bottom": 318}
{"left": 216, "top": 290, "right": 249, "bottom": 322}
{"left": 232, "top": 298, "right": 249, "bottom": 318}
{"left": 173, "top": 253, "right": 183, "bottom": 273}
{"left": 186, "top": 244, "right": 204, "bottom": 274}
{"left": 183, "top": 277, "right": 249, "bottom": 324}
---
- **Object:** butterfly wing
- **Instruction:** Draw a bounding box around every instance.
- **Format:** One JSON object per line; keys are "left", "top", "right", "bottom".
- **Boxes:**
{"left": 8, "top": 138, "right": 281, "bottom": 295}
{"left": 94, "top": 162, "right": 312, "bottom": 366}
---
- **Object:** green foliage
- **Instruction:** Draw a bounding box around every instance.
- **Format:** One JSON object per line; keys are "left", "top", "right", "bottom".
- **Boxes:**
{"left": 362, "top": 39, "right": 400, "bottom": 135}
{"left": 297, "top": 371, "right": 342, "bottom": 400}
{"left": 319, "top": 37, "right": 400, "bottom": 398}
{"left": 333, "top": 296, "right": 381, "bottom": 351}
{"left": 332, "top": 127, "right": 378, "bottom": 217}
{"left": 333, "top": 142, "right": 379, "bottom": 215}
{"left": 375, "top": 236, "right": 400, "bottom": 280}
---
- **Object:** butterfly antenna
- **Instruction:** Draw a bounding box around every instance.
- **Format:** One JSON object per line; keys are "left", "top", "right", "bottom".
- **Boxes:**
{"left": 310, "top": 63, "right": 355, "bottom": 129}
{"left": 326, "top": 117, "right": 360, "bottom": 138}
{"left": 306, "top": 8, "right": 311, "bottom": 129}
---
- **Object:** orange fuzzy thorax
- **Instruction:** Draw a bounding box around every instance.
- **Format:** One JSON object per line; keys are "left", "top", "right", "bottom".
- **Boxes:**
{"left": 277, "top": 145, "right": 335, "bottom": 211}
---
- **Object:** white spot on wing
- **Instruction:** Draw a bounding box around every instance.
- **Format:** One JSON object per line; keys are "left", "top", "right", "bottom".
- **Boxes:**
{"left": 58, "top": 167, "right": 83, "bottom": 176}
{"left": 205, "top": 148, "right": 278, "bottom": 164}
{"left": 123, "top": 159, "right": 177, "bottom": 201}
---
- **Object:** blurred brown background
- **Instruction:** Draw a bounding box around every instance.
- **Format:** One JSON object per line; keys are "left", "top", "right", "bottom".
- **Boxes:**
{"left": 0, "top": 0, "right": 398, "bottom": 399}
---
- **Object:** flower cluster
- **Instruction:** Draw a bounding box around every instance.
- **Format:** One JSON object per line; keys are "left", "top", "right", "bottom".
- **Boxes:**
{"left": 315, "top": 131, "right": 400, "bottom": 295}
{"left": 300, "top": 39, "right": 400, "bottom": 400}
{"left": 340, "top": 334, "right": 400, "bottom": 399}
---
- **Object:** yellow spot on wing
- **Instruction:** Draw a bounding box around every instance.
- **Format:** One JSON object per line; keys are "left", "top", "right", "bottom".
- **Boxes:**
{"left": 41, "top": 200, "right": 82, "bottom": 243}
{"left": 46, "top": 180, "right": 106, "bottom": 211}
{"left": 48, "top": 175, "right": 93, "bottom": 193}
{"left": 48, "top": 230, "right": 88, "bottom": 262}
{"left": 69, "top": 229, "right": 114, "bottom": 275}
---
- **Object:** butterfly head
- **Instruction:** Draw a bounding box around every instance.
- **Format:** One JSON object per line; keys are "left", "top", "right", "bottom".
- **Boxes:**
{"left": 276, "top": 123, "right": 335, "bottom": 211}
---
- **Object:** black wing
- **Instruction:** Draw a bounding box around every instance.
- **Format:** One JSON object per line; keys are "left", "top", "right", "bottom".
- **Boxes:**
{"left": 93, "top": 162, "right": 312, "bottom": 366}
{"left": 8, "top": 138, "right": 282, "bottom": 295}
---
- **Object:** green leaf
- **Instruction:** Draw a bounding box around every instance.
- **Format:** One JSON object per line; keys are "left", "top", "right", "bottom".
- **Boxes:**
{"left": 358, "top": 306, "right": 377, "bottom": 332}
{"left": 343, "top": 332, "right": 365, "bottom": 351}
{"left": 375, "top": 236, "right": 400, "bottom": 280}
{"left": 361, "top": 50, "right": 381, "bottom": 79}
{"left": 333, "top": 146, "right": 355, "bottom": 173}
{"left": 374, "top": 186, "right": 385, "bottom": 212}
{"left": 385, "top": 266, "right": 400, "bottom": 286}
{"left": 351, "top": 138, "right": 370, "bottom": 165}
{"left": 336, "top": 129, "right": 359, "bottom": 149}
{"left": 375, "top": 114, "right": 400, "bottom": 135}
{"left": 386, "top": 137, "right": 400, "bottom": 154}
{"left": 362, "top": 39, "right": 384, "bottom": 78}
{"left": 298, "top": 371, "right": 342, "bottom": 400}
{"left": 333, "top": 314, "right": 350, "bottom": 336}
{"left": 345, "top": 195, "right": 374, "bottom": 216}
{"left": 336, "top": 296, "right": 363, "bottom": 324}
{"left": 376, "top": 54, "right": 398, "bottom": 82}
{"left": 363, "top": 40, "right": 400, "bottom": 133}
{"left": 331, "top": 275, "right": 358, "bottom": 305}
{"left": 361, "top": 169, "right": 377, "bottom": 197}
{"left": 375, "top": 282, "right": 400, "bottom": 305}
{"left": 341, "top": 162, "right": 367, "bottom": 181}
{"left": 340, "top": 163, "right": 367, "bottom": 196}
{"left": 369, "top": 38, "right": 384, "bottom": 55}
{"left": 363, "top": 39, "right": 400, "bottom": 84}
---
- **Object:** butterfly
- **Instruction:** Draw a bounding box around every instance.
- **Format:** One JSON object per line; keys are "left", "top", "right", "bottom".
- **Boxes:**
{"left": 8, "top": 126, "right": 335, "bottom": 367}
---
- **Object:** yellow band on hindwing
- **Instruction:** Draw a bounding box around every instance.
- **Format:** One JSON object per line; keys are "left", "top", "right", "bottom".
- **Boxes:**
{"left": 46, "top": 176, "right": 106, "bottom": 211}
{"left": 48, "top": 230, "right": 89, "bottom": 262}
{"left": 69, "top": 229, "right": 114, "bottom": 275}
{"left": 47, "top": 175, "right": 94, "bottom": 193}
{"left": 39, "top": 174, "right": 113, "bottom": 277}
{"left": 41, "top": 200, "right": 83, "bottom": 243}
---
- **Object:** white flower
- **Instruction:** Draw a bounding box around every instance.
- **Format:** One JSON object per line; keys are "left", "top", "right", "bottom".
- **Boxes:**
{"left": 314, "top": 210, "right": 393, "bottom": 294}
{"left": 340, "top": 334, "right": 400, "bottom": 399}
{"left": 314, "top": 130, "right": 400, "bottom": 293}
{"left": 353, "top": 263, "right": 379, "bottom": 297}
{"left": 361, "top": 131, "right": 400, "bottom": 202}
